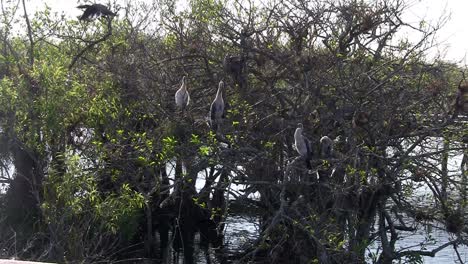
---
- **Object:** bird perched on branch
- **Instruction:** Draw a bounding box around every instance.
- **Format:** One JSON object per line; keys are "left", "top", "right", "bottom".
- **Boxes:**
{"left": 352, "top": 111, "right": 369, "bottom": 128}
{"left": 294, "top": 123, "right": 312, "bottom": 170}
{"left": 319, "top": 136, "right": 334, "bottom": 158}
{"left": 175, "top": 76, "right": 190, "bottom": 110}
{"left": 77, "top": 3, "right": 116, "bottom": 21}
{"left": 453, "top": 83, "right": 468, "bottom": 118}
{"left": 210, "top": 81, "right": 225, "bottom": 131}
{"left": 223, "top": 54, "right": 245, "bottom": 85}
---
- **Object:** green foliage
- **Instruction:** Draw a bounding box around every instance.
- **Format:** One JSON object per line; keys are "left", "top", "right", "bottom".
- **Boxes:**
{"left": 96, "top": 183, "right": 144, "bottom": 238}
{"left": 43, "top": 151, "right": 144, "bottom": 248}
{"left": 190, "top": 0, "right": 224, "bottom": 24}
{"left": 42, "top": 153, "right": 96, "bottom": 221}
{"left": 0, "top": 78, "right": 17, "bottom": 116}
{"left": 157, "top": 136, "right": 177, "bottom": 162}
{"left": 0, "top": 0, "right": 466, "bottom": 263}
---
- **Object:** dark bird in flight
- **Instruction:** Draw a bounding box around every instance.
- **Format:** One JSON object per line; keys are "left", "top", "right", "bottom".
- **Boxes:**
{"left": 77, "top": 3, "right": 116, "bottom": 21}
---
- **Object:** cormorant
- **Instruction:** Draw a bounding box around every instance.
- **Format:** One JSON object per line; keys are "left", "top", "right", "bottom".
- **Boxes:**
{"left": 77, "top": 3, "right": 116, "bottom": 21}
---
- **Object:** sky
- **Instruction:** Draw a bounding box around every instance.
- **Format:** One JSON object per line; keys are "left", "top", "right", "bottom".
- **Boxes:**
{"left": 402, "top": 0, "right": 468, "bottom": 64}
{"left": 25, "top": 0, "right": 468, "bottom": 65}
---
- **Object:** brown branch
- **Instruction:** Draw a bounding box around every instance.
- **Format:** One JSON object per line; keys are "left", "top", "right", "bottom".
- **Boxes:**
{"left": 395, "top": 238, "right": 462, "bottom": 258}
{"left": 21, "top": 0, "right": 33, "bottom": 66}
{"left": 68, "top": 18, "right": 114, "bottom": 70}
{"left": 454, "top": 244, "right": 465, "bottom": 264}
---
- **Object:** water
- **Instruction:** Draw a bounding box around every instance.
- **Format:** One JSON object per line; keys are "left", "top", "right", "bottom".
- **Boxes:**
{"left": 399, "top": 228, "right": 468, "bottom": 263}
{"left": 222, "top": 215, "right": 468, "bottom": 263}
{"left": 369, "top": 225, "right": 468, "bottom": 263}
{"left": 180, "top": 215, "right": 258, "bottom": 264}
{"left": 223, "top": 215, "right": 259, "bottom": 252}
{"left": 189, "top": 165, "right": 468, "bottom": 263}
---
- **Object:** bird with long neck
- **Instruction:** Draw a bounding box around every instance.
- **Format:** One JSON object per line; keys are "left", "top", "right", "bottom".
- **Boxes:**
{"left": 294, "top": 123, "right": 312, "bottom": 170}
{"left": 320, "top": 136, "right": 333, "bottom": 158}
{"left": 175, "top": 76, "right": 190, "bottom": 111}
{"left": 318, "top": 135, "right": 334, "bottom": 182}
{"left": 210, "top": 81, "right": 225, "bottom": 132}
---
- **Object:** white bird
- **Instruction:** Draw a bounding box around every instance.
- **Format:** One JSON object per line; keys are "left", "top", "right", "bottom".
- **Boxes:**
{"left": 175, "top": 76, "right": 190, "bottom": 110}
{"left": 294, "top": 123, "right": 312, "bottom": 169}
{"left": 210, "top": 81, "right": 225, "bottom": 131}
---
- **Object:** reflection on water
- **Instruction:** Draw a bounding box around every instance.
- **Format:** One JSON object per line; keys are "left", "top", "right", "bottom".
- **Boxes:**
{"left": 223, "top": 215, "right": 259, "bottom": 252}
{"left": 397, "top": 227, "right": 467, "bottom": 264}
{"left": 189, "top": 215, "right": 259, "bottom": 264}
{"left": 221, "top": 215, "right": 468, "bottom": 263}
{"left": 369, "top": 222, "right": 468, "bottom": 263}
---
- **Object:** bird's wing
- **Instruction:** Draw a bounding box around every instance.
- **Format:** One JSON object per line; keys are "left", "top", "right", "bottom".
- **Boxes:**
{"left": 78, "top": 4, "right": 115, "bottom": 21}
{"left": 79, "top": 7, "right": 96, "bottom": 21}
{"left": 221, "top": 105, "right": 225, "bottom": 118}
{"left": 185, "top": 92, "right": 190, "bottom": 106}
{"left": 96, "top": 4, "right": 116, "bottom": 16}
{"left": 102, "top": 8, "right": 117, "bottom": 16}
{"left": 210, "top": 102, "right": 218, "bottom": 121}
{"left": 304, "top": 136, "right": 312, "bottom": 159}
{"left": 79, "top": 10, "right": 92, "bottom": 20}
{"left": 174, "top": 90, "right": 181, "bottom": 106}
{"left": 95, "top": 4, "right": 107, "bottom": 9}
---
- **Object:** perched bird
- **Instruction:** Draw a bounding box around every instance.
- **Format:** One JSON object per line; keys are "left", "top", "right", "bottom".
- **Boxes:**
{"left": 352, "top": 111, "right": 369, "bottom": 128}
{"left": 210, "top": 81, "right": 225, "bottom": 131}
{"left": 223, "top": 54, "right": 244, "bottom": 85}
{"left": 77, "top": 3, "right": 116, "bottom": 21}
{"left": 294, "top": 123, "right": 312, "bottom": 170}
{"left": 320, "top": 136, "right": 334, "bottom": 158}
{"left": 175, "top": 76, "right": 190, "bottom": 110}
{"left": 452, "top": 83, "right": 468, "bottom": 118}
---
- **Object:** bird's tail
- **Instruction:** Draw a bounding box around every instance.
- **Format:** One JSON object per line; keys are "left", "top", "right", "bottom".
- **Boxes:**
{"left": 210, "top": 121, "right": 218, "bottom": 132}
{"left": 78, "top": 15, "right": 88, "bottom": 21}
{"left": 105, "top": 10, "right": 117, "bottom": 17}
{"left": 210, "top": 118, "right": 223, "bottom": 133}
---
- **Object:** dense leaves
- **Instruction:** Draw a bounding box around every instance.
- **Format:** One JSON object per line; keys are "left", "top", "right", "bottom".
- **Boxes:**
{"left": 0, "top": 0, "right": 466, "bottom": 263}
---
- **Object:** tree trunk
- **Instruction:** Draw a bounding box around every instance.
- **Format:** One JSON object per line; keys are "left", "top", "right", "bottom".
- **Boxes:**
{"left": 441, "top": 137, "right": 449, "bottom": 202}
{"left": 5, "top": 145, "right": 43, "bottom": 251}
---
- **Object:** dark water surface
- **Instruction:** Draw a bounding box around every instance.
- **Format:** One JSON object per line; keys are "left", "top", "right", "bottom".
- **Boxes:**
{"left": 217, "top": 216, "right": 468, "bottom": 264}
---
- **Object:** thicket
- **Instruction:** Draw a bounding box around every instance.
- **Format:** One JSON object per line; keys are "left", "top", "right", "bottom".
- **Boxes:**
{"left": 0, "top": 0, "right": 467, "bottom": 263}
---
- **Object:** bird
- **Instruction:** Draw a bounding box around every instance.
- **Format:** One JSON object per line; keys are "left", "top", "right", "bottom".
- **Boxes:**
{"left": 209, "top": 81, "right": 225, "bottom": 131}
{"left": 77, "top": 3, "right": 116, "bottom": 21}
{"left": 223, "top": 54, "right": 244, "bottom": 85}
{"left": 175, "top": 76, "right": 190, "bottom": 110}
{"left": 352, "top": 111, "right": 369, "bottom": 128}
{"left": 319, "top": 136, "right": 334, "bottom": 158}
{"left": 294, "top": 123, "right": 312, "bottom": 170}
